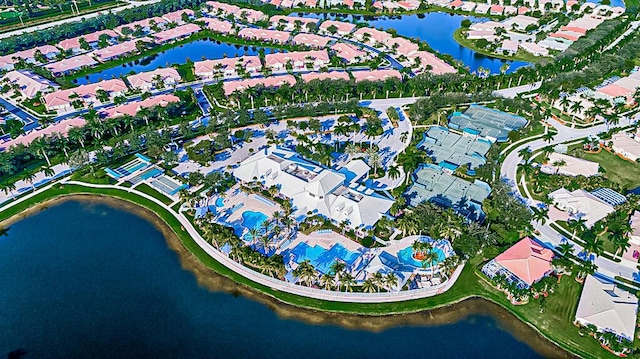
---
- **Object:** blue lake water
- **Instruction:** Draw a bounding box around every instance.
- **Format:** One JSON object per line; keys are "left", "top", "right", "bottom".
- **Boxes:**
{"left": 0, "top": 200, "right": 544, "bottom": 358}
{"left": 304, "top": 12, "right": 530, "bottom": 74}
{"left": 74, "top": 40, "right": 284, "bottom": 85}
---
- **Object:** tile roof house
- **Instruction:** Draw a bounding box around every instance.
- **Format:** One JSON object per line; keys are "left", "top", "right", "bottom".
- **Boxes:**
{"left": 541, "top": 152, "right": 599, "bottom": 177}
{"left": 575, "top": 275, "right": 638, "bottom": 341}
{"left": 59, "top": 30, "right": 119, "bottom": 52}
{"left": 331, "top": 43, "right": 370, "bottom": 64}
{"left": 43, "top": 79, "right": 128, "bottom": 112}
{"left": 269, "top": 15, "right": 319, "bottom": 31}
{"left": 482, "top": 237, "right": 554, "bottom": 288}
{"left": 114, "top": 17, "right": 167, "bottom": 36}
{"left": 194, "top": 56, "right": 262, "bottom": 78}
{"left": 238, "top": 28, "right": 291, "bottom": 44}
{"left": 126, "top": 67, "right": 181, "bottom": 91}
{"left": 44, "top": 54, "right": 98, "bottom": 76}
{"left": 101, "top": 94, "right": 180, "bottom": 119}
{"left": 385, "top": 37, "right": 419, "bottom": 56}
{"left": 351, "top": 69, "right": 402, "bottom": 82}
{"left": 630, "top": 211, "right": 640, "bottom": 246}
{"left": 292, "top": 33, "right": 332, "bottom": 48}
{"left": 353, "top": 27, "right": 392, "bottom": 45}
{"left": 0, "top": 117, "right": 86, "bottom": 150}
{"left": 301, "top": 71, "right": 350, "bottom": 83}
{"left": 549, "top": 188, "right": 615, "bottom": 227}
{"left": 153, "top": 23, "right": 201, "bottom": 44}
{"left": 611, "top": 133, "right": 640, "bottom": 162}
{"left": 0, "top": 70, "right": 59, "bottom": 99}
{"left": 519, "top": 42, "right": 549, "bottom": 57}
{"left": 92, "top": 38, "right": 152, "bottom": 62}
{"left": 318, "top": 20, "right": 356, "bottom": 36}
{"left": 162, "top": 9, "right": 195, "bottom": 24}
{"left": 407, "top": 51, "right": 457, "bottom": 75}
{"left": 205, "top": 1, "right": 240, "bottom": 16}
{"left": 222, "top": 75, "right": 296, "bottom": 96}
{"left": 199, "top": 17, "right": 235, "bottom": 34}
{"left": 9, "top": 45, "right": 60, "bottom": 64}
{"left": 264, "top": 50, "right": 330, "bottom": 71}
{"left": 234, "top": 8, "right": 266, "bottom": 23}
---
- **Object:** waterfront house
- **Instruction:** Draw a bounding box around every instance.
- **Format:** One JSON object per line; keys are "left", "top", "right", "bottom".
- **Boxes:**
{"left": 9, "top": 45, "right": 60, "bottom": 64}
{"left": 101, "top": 94, "right": 180, "bottom": 119}
{"left": 194, "top": 56, "right": 262, "bottom": 78}
{"left": 205, "top": 1, "right": 240, "bottom": 16}
{"left": 44, "top": 54, "right": 98, "bottom": 76}
{"left": 518, "top": 42, "right": 549, "bottom": 57}
{"left": 301, "top": 71, "right": 350, "bottom": 83}
{"left": 92, "top": 38, "right": 152, "bottom": 62}
{"left": 407, "top": 51, "right": 457, "bottom": 75}
{"left": 269, "top": 15, "right": 319, "bottom": 31}
{"left": 481, "top": 237, "right": 554, "bottom": 289}
{"left": 199, "top": 17, "right": 235, "bottom": 35}
{"left": 499, "top": 39, "right": 519, "bottom": 56}
{"left": 238, "top": 28, "right": 291, "bottom": 44}
{"left": 353, "top": 27, "right": 392, "bottom": 46}
{"left": 126, "top": 67, "right": 181, "bottom": 91}
{"left": 318, "top": 20, "right": 355, "bottom": 36}
{"left": 264, "top": 50, "right": 330, "bottom": 72}
{"left": 153, "top": 24, "right": 201, "bottom": 44}
{"left": 385, "top": 37, "right": 419, "bottom": 56}
{"left": 575, "top": 275, "right": 638, "bottom": 341}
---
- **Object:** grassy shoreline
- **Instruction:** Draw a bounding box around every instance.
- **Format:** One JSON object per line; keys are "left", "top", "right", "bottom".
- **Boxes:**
{"left": 452, "top": 27, "right": 548, "bottom": 65}
{"left": 0, "top": 183, "right": 611, "bottom": 358}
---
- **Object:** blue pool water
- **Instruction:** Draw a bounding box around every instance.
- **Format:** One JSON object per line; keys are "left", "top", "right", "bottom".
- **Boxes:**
{"left": 236, "top": 210, "right": 269, "bottom": 240}
{"left": 398, "top": 246, "right": 446, "bottom": 268}
{"left": 74, "top": 40, "right": 284, "bottom": 85}
{"left": 215, "top": 197, "right": 225, "bottom": 207}
{"left": 0, "top": 200, "right": 545, "bottom": 358}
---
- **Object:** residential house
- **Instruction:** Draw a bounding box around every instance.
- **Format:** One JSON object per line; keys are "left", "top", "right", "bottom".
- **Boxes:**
{"left": 126, "top": 67, "right": 181, "bottom": 91}
{"left": 0, "top": 70, "right": 59, "bottom": 99}
{"left": 548, "top": 188, "right": 617, "bottom": 227}
{"left": 194, "top": 56, "right": 262, "bottom": 78}
{"left": 162, "top": 9, "right": 195, "bottom": 24}
{"left": 318, "top": 20, "right": 356, "bottom": 36}
{"left": 541, "top": 152, "right": 599, "bottom": 177}
{"left": 301, "top": 71, "right": 350, "bottom": 83}
{"left": 264, "top": 50, "right": 330, "bottom": 72}
{"left": 0, "top": 117, "right": 86, "bottom": 151}
{"left": 237, "top": 28, "right": 291, "bottom": 44}
{"left": 269, "top": 15, "right": 319, "bottom": 31}
{"left": 42, "top": 79, "right": 128, "bottom": 112}
{"left": 331, "top": 43, "right": 370, "bottom": 64}
{"left": 611, "top": 133, "right": 640, "bottom": 162}
{"left": 92, "top": 38, "right": 152, "bottom": 62}
{"left": 292, "top": 33, "right": 331, "bottom": 48}
{"left": 351, "top": 69, "right": 402, "bottom": 83}
{"left": 222, "top": 75, "right": 296, "bottom": 96}
{"left": 44, "top": 54, "right": 98, "bottom": 76}
{"left": 352, "top": 27, "right": 392, "bottom": 45}
{"left": 153, "top": 24, "right": 201, "bottom": 44}
{"left": 101, "top": 94, "right": 180, "bottom": 119}
{"left": 482, "top": 237, "right": 554, "bottom": 288}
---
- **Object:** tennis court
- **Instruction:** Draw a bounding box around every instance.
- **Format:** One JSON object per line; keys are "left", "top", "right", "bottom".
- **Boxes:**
{"left": 105, "top": 154, "right": 152, "bottom": 180}
{"left": 448, "top": 105, "right": 528, "bottom": 142}
{"left": 418, "top": 126, "right": 492, "bottom": 171}
{"left": 150, "top": 175, "right": 187, "bottom": 196}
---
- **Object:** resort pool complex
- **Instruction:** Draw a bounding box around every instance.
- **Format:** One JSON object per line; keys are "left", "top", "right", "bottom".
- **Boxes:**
{"left": 215, "top": 198, "right": 225, "bottom": 207}
{"left": 398, "top": 246, "right": 446, "bottom": 268}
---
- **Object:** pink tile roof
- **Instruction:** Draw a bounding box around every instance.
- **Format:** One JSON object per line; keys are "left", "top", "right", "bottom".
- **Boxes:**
{"left": 319, "top": 20, "right": 356, "bottom": 34}
{"left": 162, "top": 9, "right": 195, "bottom": 23}
{"left": 559, "top": 26, "right": 588, "bottom": 34}
{"left": 331, "top": 43, "right": 368, "bottom": 63}
{"left": 518, "top": 6, "right": 529, "bottom": 14}
{"left": 549, "top": 31, "right": 580, "bottom": 41}
{"left": 199, "top": 17, "right": 234, "bottom": 34}
{"left": 352, "top": 69, "right": 401, "bottom": 83}
{"left": 301, "top": 71, "right": 350, "bottom": 82}
{"left": 238, "top": 28, "right": 291, "bottom": 43}
{"left": 102, "top": 94, "right": 180, "bottom": 119}
{"left": 494, "top": 237, "right": 554, "bottom": 286}
{"left": 194, "top": 55, "right": 262, "bottom": 76}
{"left": 153, "top": 23, "right": 201, "bottom": 43}
{"left": 385, "top": 37, "right": 419, "bottom": 56}
{"left": 43, "top": 79, "right": 128, "bottom": 109}
{"left": 10, "top": 45, "right": 60, "bottom": 61}
{"left": 490, "top": 4, "right": 504, "bottom": 13}
{"left": 126, "top": 67, "right": 181, "bottom": 89}
{"left": 83, "top": 30, "right": 119, "bottom": 43}
{"left": 92, "top": 38, "right": 151, "bottom": 62}
{"left": 0, "top": 70, "right": 58, "bottom": 98}
{"left": 205, "top": 1, "right": 240, "bottom": 15}
{"left": 598, "top": 84, "right": 634, "bottom": 98}
{"left": 501, "top": 39, "right": 519, "bottom": 52}
{"left": 44, "top": 54, "right": 98, "bottom": 75}
{"left": 264, "top": 50, "right": 329, "bottom": 68}
{"left": 234, "top": 8, "right": 265, "bottom": 22}
{"left": 305, "top": 0, "right": 318, "bottom": 7}
{"left": 292, "top": 33, "right": 331, "bottom": 47}
{"left": 223, "top": 75, "right": 296, "bottom": 96}
{"left": 397, "top": 0, "right": 420, "bottom": 10}
{"left": 0, "top": 117, "right": 86, "bottom": 150}
{"left": 449, "top": 0, "right": 464, "bottom": 8}
{"left": 269, "top": 15, "right": 319, "bottom": 26}
{"left": 353, "top": 27, "right": 392, "bottom": 43}
{"left": 408, "top": 51, "right": 457, "bottom": 75}
{"left": 270, "top": 0, "right": 282, "bottom": 6}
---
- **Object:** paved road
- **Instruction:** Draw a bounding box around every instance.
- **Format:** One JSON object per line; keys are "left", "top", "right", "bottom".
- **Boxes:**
{"left": 0, "top": 97, "right": 38, "bottom": 130}
{"left": 0, "top": 0, "right": 161, "bottom": 40}
{"left": 494, "top": 81, "right": 542, "bottom": 99}
{"left": 500, "top": 116, "right": 640, "bottom": 284}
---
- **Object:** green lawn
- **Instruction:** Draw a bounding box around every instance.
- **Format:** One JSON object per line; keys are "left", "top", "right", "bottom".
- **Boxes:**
{"left": 452, "top": 28, "right": 549, "bottom": 64}
{"left": 134, "top": 183, "right": 172, "bottom": 205}
{"left": 0, "top": 183, "right": 622, "bottom": 359}
{"left": 579, "top": 149, "right": 640, "bottom": 191}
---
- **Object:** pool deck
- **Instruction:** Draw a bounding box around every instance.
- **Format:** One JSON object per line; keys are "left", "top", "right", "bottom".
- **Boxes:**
{"left": 221, "top": 185, "right": 281, "bottom": 225}
{"left": 283, "top": 229, "right": 362, "bottom": 253}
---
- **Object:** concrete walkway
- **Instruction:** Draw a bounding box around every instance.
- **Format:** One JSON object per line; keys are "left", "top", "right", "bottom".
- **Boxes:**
{"left": 56, "top": 180, "right": 465, "bottom": 303}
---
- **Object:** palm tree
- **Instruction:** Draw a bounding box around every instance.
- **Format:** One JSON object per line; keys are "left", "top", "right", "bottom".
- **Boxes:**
{"left": 293, "top": 260, "right": 316, "bottom": 286}
{"left": 30, "top": 137, "right": 51, "bottom": 166}
{"left": 582, "top": 231, "right": 604, "bottom": 258}
{"left": 552, "top": 160, "right": 566, "bottom": 174}
{"left": 362, "top": 278, "right": 377, "bottom": 293}
{"left": 422, "top": 249, "right": 438, "bottom": 271}
{"left": 569, "top": 100, "right": 585, "bottom": 121}
{"left": 387, "top": 165, "right": 401, "bottom": 180}
{"left": 344, "top": 143, "right": 360, "bottom": 160}
{"left": 365, "top": 148, "right": 382, "bottom": 176}
{"left": 518, "top": 147, "right": 533, "bottom": 163}
{"left": 330, "top": 261, "right": 346, "bottom": 281}
{"left": 384, "top": 272, "right": 398, "bottom": 291}
{"left": 41, "top": 166, "right": 55, "bottom": 178}
{"left": 24, "top": 172, "right": 36, "bottom": 190}
{"left": 319, "top": 273, "right": 335, "bottom": 290}
{"left": 531, "top": 206, "right": 549, "bottom": 225}
{"left": 340, "top": 272, "right": 356, "bottom": 292}
{"left": 542, "top": 131, "right": 556, "bottom": 143}
{"left": 557, "top": 241, "right": 574, "bottom": 257}
{"left": 567, "top": 217, "right": 587, "bottom": 242}
{"left": 609, "top": 228, "right": 630, "bottom": 258}
{"left": 1, "top": 181, "right": 16, "bottom": 199}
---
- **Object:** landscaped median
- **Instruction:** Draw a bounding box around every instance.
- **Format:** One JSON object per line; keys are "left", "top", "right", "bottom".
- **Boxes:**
{"left": 0, "top": 181, "right": 614, "bottom": 358}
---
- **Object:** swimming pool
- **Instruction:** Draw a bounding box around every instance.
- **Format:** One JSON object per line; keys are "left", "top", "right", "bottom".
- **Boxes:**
{"left": 397, "top": 246, "right": 446, "bottom": 268}
{"left": 237, "top": 210, "right": 269, "bottom": 241}
{"left": 215, "top": 198, "right": 224, "bottom": 207}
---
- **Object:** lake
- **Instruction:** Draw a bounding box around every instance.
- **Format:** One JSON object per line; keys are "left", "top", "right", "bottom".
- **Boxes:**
{"left": 304, "top": 12, "right": 530, "bottom": 74}
{"left": 0, "top": 199, "right": 545, "bottom": 358}
{"left": 74, "top": 40, "right": 284, "bottom": 85}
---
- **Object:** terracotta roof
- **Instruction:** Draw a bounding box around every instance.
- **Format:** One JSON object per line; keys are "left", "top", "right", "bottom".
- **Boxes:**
{"left": 494, "top": 237, "right": 554, "bottom": 286}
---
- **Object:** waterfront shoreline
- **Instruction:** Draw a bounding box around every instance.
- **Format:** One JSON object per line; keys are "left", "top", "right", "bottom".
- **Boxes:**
{"left": 0, "top": 193, "right": 574, "bottom": 359}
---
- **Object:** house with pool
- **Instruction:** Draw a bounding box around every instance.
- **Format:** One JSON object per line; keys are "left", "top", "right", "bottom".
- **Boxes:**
{"left": 233, "top": 146, "right": 394, "bottom": 235}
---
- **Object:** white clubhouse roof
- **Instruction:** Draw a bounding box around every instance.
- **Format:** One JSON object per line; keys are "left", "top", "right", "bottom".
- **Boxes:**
{"left": 549, "top": 188, "right": 614, "bottom": 227}
{"left": 575, "top": 275, "right": 638, "bottom": 340}
{"left": 233, "top": 147, "right": 392, "bottom": 229}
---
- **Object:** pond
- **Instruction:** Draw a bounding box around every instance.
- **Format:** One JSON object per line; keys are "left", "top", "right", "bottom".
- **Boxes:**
{"left": 0, "top": 199, "right": 546, "bottom": 358}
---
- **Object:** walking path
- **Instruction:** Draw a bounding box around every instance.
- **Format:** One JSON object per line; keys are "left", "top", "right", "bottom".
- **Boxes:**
{"left": 50, "top": 180, "right": 465, "bottom": 303}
